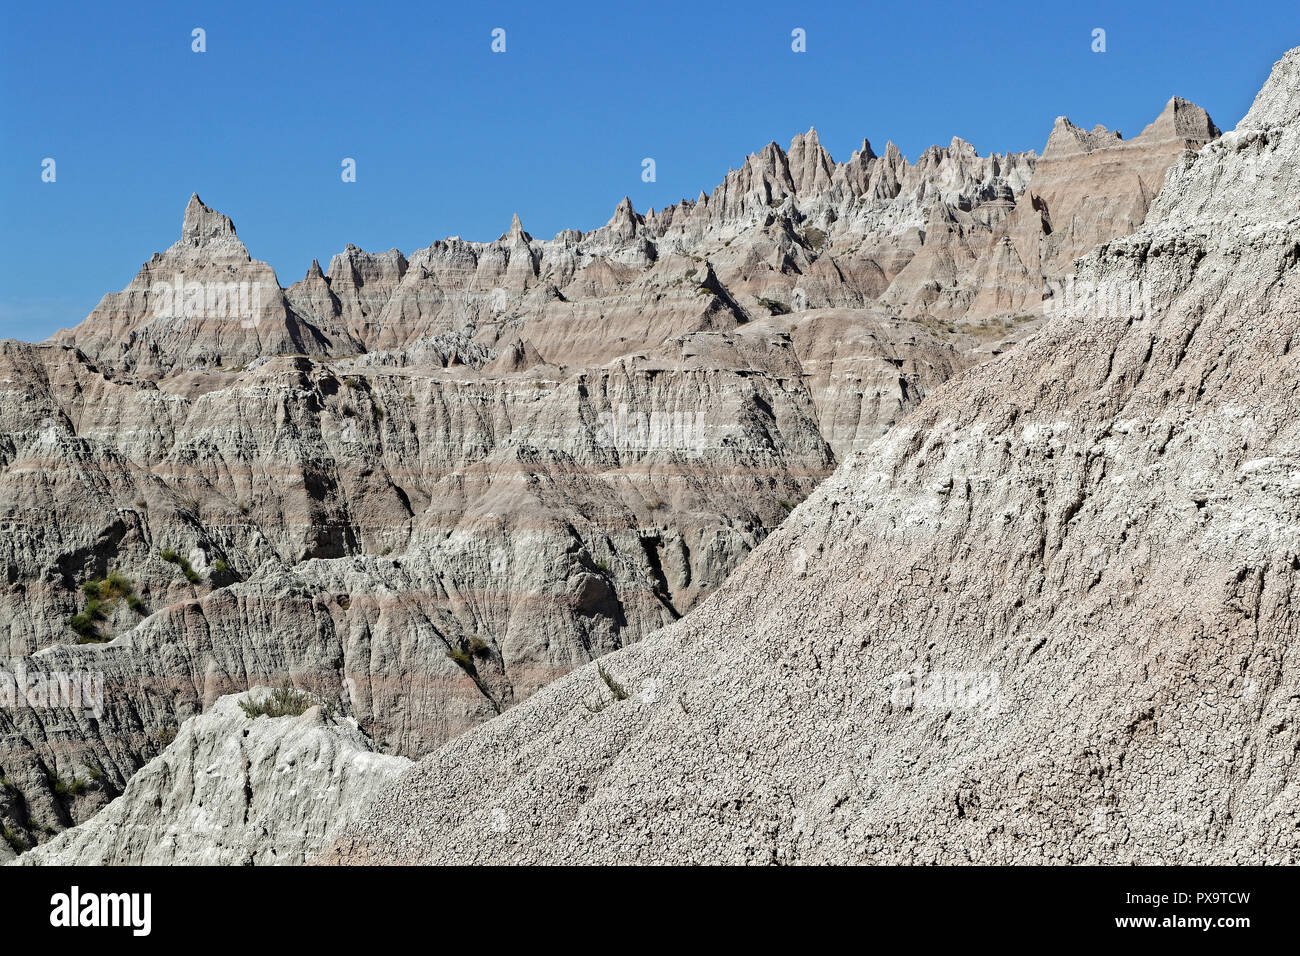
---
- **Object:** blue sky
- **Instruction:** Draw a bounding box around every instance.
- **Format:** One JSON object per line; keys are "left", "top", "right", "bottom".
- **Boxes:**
{"left": 1, "top": 0, "right": 1295, "bottom": 340}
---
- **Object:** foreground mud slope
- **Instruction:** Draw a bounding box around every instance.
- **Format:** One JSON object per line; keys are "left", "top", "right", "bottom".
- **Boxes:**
{"left": 327, "top": 47, "right": 1300, "bottom": 865}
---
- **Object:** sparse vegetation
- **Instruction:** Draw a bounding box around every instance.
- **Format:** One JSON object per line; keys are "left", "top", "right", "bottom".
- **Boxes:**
{"left": 1, "top": 825, "right": 25, "bottom": 852}
{"left": 800, "top": 226, "right": 828, "bottom": 251}
{"left": 238, "top": 681, "right": 314, "bottom": 719}
{"left": 598, "top": 663, "right": 629, "bottom": 701}
{"left": 69, "top": 602, "right": 107, "bottom": 642}
{"left": 50, "top": 773, "right": 86, "bottom": 799}
{"left": 160, "top": 548, "right": 202, "bottom": 584}
{"left": 446, "top": 637, "right": 492, "bottom": 672}
{"left": 777, "top": 499, "right": 795, "bottom": 512}
{"left": 757, "top": 297, "right": 791, "bottom": 316}
{"left": 70, "top": 569, "right": 144, "bottom": 642}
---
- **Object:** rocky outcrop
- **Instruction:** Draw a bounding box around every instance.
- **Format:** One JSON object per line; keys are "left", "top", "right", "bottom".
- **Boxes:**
{"left": 49, "top": 195, "right": 339, "bottom": 378}
{"left": 51, "top": 99, "right": 1214, "bottom": 381}
{"left": 11, "top": 690, "right": 408, "bottom": 865}
{"left": 324, "top": 47, "right": 1300, "bottom": 866}
{"left": 1024, "top": 98, "right": 1221, "bottom": 288}
{"left": 1, "top": 86, "right": 1223, "bottom": 858}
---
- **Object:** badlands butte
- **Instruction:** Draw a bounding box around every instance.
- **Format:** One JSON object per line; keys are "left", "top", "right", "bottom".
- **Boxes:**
{"left": 4, "top": 48, "right": 1296, "bottom": 863}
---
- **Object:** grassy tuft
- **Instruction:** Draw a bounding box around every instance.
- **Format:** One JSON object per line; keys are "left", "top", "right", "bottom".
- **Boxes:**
{"left": 160, "top": 548, "right": 202, "bottom": 584}
{"left": 238, "top": 681, "right": 314, "bottom": 720}
{"left": 598, "top": 663, "right": 629, "bottom": 702}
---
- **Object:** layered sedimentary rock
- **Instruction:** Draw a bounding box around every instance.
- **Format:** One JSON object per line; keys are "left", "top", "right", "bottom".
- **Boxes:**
{"left": 51, "top": 98, "right": 1216, "bottom": 381}
{"left": 13, "top": 690, "right": 408, "bottom": 865}
{"left": 324, "top": 48, "right": 1300, "bottom": 865}
{"left": 49, "top": 195, "right": 342, "bottom": 377}
{"left": 3, "top": 91, "right": 1217, "bottom": 856}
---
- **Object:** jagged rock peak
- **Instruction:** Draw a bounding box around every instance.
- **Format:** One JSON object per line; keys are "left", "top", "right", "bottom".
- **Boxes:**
{"left": 1242, "top": 45, "right": 1300, "bottom": 128}
{"left": 606, "top": 196, "right": 639, "bottom": 231}
{"left": 181, "top": 193, "right": 238, "bottom": 241}
{"left": 1138, "top": 96, "right": 1222, "bottom": 144}
{"left": 1044, "top": 97, "right": 1218, "bottom": 160}
{"left": 507, "top": 212, "right": 531, "bottom": 242}
{"left": 306, "top": 258, "right": 326, "bottom": 280}
{"left": 788, "top": 126, "right": 836, "bottom": 194}
{"left": 1042, "top": 117, "right": 1124, "bottom": 158}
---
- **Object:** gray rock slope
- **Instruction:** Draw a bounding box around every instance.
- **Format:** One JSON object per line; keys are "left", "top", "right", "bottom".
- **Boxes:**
{"left": 12, "top": 689, "right": 407, "bottom": 865}
{"left": 324, "top": 47, "right": 1300, "bottom": 865}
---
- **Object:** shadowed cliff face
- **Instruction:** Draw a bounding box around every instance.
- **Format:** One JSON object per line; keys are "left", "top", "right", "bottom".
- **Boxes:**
{"left": 1, "top": 95, "right": 1215, "bottom": 858}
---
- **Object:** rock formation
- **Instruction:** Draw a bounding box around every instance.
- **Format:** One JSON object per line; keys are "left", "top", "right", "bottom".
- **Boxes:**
{"left": 13, "top": 689, "right": 408, "bottom": 865}
{"left": 321, "top": 49, "right": 1299, "bottom": 865}
{"left": 2, "top": 84, "right": 1225, "bottom": 859}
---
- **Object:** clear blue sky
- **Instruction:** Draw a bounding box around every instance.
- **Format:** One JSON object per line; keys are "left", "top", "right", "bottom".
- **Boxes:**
{"left": 1, "top": 0, "right": 1295, "bottom": 340}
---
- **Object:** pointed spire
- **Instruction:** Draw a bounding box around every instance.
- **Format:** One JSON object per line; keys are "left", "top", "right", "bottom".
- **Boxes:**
{"left": 605, "top": 197, "right": 640, "bottom": 238}
{"left": 182, "top": 193, "right": 237, "bottom": 241}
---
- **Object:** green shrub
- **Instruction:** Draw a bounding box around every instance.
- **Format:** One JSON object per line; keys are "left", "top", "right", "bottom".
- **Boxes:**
{"left": 70, "top": 613, "right": 101, "bottom": 642}
{"left": 801, "top": 226, "right": 828, "bottom": 251}
{"left": 598, "top": 663, "right": 629, "bottom": 702}
{"left": 238, "top": 681, "right": 314, "bottom": 719}
{"left": 104, "top": 570, "right": 133, "bottom": 599}
{"left": 160, "top": 549, "right": 201, "bottom": 584}
{"left": 51, "top": 774, "right": 86, "bottom": 799}
{"left": 757, "top": 297, "right": 791, "bottom": 316}
{"left": 1, "top": 826, "right": 25, "bottom": 852}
